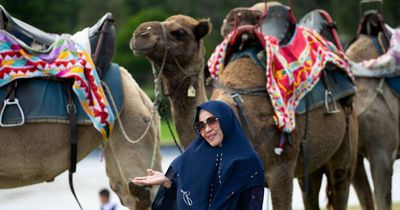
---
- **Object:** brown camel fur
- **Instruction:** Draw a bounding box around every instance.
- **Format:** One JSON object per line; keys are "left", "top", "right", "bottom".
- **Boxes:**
{"left": 0, "top": 67, "right": 162, "bottom": 210}
{"left": 346, "top": 34, "right": 400, "bottom": 210}
{"left": 131, "top": 14, "right": 358, "bottom": 210}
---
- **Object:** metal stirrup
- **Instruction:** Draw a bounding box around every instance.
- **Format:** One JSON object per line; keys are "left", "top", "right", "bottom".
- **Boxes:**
{"left": 324, "top": 89, "right": 340, "bottom": 114}
{"left": 0, "top": 98, "right": 25, "bottom": 127}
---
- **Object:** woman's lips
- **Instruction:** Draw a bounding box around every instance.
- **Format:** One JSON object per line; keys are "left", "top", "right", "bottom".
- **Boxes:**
{"left": 207, "top": 134, "right": 216, "bottom": 141}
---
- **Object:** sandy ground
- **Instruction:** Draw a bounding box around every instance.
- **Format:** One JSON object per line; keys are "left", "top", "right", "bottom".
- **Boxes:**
{"left": 0, "top": 146, "right": 399, "bottom": 210}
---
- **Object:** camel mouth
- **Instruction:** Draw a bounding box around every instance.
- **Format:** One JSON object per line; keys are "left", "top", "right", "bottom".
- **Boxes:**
{"left": 130, "top": 40, "right": 157, "bottom": 56}
{"left": 131, "top": 46, "right": 156, "bottom": 56}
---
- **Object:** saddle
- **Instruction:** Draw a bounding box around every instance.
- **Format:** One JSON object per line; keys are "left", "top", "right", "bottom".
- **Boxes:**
{"left": 299, "top": 9, "right": 343, "bottom": 51}
{"left": 260, "top": 4, "right": 296, "bottom": 45}
{"left": 348, "top": 10, "right": 392, "bottom": 51}
{"left": 221, "top": 4, "right": 355, "bottom": 116}
{"left": 0, "top": 63, "right": 124, "bottom": 125}
{"left": 0, "top": 5, "right": 116, "bottom": 78}
{"left": 227, "top": 46, "right": 355, "bottom": 115}
{"left": 350, "top": 9, "right": 400, "bottom": 97}
{"left": 228, "top": 4, "right": 296, "bottom": 47}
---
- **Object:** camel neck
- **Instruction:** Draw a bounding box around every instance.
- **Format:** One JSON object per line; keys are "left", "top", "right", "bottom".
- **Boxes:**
{"left": 167, "top": 68, "right": 207, "bottom": 148}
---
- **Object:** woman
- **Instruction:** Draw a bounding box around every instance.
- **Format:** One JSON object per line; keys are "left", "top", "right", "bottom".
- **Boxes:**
{"left": 132, "top": 100, "right": 264, "bottom": 209}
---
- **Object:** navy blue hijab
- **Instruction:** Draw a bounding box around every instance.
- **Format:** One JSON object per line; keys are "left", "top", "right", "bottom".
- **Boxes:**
{"left": 170, "top": 100, "right": 264, "bottom": 209}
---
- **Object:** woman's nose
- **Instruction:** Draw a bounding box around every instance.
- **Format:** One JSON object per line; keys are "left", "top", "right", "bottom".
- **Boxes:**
{"left": 205, "top": 124, "right": 212, "bottom": 132}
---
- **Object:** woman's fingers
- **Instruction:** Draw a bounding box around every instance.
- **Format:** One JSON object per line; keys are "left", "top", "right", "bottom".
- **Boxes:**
{"left": 133, "top": 176, "right": 147, "bottom": 181}
{"left": 132, "top": 170, "right": 165, "bottom": 186}
{"left": 147, "top": 169, "right": 155, "bottom": 176}
{"left": 132, "top": 178, "right": 151, "bottom": 185}
{"left": 132, "top": 179, "right": 144, "bottom": 185}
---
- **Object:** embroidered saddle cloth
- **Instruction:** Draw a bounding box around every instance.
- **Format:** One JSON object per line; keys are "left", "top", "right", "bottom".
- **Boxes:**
{"left": 0, "top": 63, "right": 123, "bottom": 125}
{"left": 227, "top": 46, "right": 355, "bottom": 115}
{"left": 208, "top": 26, "right": 353, "bottom": 133}
{"left": 0, "top": 31, "right": 115, "bottom": 140}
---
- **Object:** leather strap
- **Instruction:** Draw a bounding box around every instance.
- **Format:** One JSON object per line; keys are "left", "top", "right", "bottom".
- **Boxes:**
{"left": 231, "top": 93, "right": 256, "bottom": 139}
{"left": 301, "top": 95, "right": 310, "bottom": 193}
{"left": 65, "top": 80, "right": 83, "bottom": 210}
{"left": 0, "top": 9, "right": 4, "bottom": 30}
{"left": 5, "top": 81, "right": 17, "bottom": 102}
{"left": 321, "top": 69, "right": 331, "bottom": 91}
{"left": 92, "top": 19, "right": 112, "bottom": 78}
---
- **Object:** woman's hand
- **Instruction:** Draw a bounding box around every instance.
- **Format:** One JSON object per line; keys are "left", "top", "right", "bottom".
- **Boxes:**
{"left": 132, "top": 169, "right": 172, "bottom": 188}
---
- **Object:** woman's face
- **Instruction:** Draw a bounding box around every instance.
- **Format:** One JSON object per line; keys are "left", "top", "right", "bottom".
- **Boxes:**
{"left": 197, "top": 110, "right": 224, "bottom": 147}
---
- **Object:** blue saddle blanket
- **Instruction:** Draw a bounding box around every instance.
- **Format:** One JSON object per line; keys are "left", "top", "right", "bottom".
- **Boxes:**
{"left": 0, "top": 63, "right": 123, "bottom": 125}
{"left": 296, "top": 70, "right": 355, "bottom": 114}
{"left": 229, "top": 47, "right": 355, "bottom": 114}
{"left": 386, "top": 76, "right": 400, "bottom": 96}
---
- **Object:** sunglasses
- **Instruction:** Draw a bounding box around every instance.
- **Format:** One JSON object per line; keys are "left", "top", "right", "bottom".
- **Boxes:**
{"left": 194, "top": 116, "right": 219, "bottom": 134}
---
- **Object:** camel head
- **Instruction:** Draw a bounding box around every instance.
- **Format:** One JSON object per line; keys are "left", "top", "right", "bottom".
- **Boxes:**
{"left": 346, "top": 34, "right": 382, "bottom": 62}
{"left": 220, "top": 1, "right": 282, "bottom": 37}
{"left": 130, "top": 15, "right": 212, "bottom": 67}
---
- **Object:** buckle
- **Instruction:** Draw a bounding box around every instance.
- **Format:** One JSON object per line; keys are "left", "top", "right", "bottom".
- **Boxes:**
{"left": 231, "top": 93, "right": 244, "bottom": 105}
{"left": 0, "top": 98, "right": 25, "bottom": 127}
{"left": 66, "top": 103, "right": 76, "bottom": 114}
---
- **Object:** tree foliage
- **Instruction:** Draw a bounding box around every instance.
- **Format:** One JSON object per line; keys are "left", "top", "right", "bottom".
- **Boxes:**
{"left": 0, "top": 0, "right": 399, "bottom": 85}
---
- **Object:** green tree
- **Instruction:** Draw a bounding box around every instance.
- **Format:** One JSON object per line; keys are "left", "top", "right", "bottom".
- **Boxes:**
{"left": 0, "top": 0, "right": 81, "bottom": 33}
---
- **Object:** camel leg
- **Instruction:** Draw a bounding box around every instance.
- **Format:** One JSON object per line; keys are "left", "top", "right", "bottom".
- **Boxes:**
{"left": 369, "top": 151, "right": 393, "bottom": 210}
{"left": 324, "top": 166, "right": 352, "bottom": 210}
{"left": 106, "top": 122, "right": 161, "bottom": 210}
{"left": 323, "top": 113, "right": 357, "bottom": 210}
{"left": 268, "top": 162, "right": 297, "bottom": 210}
{"left": 324, "top": 151, "right": 354, "bottom": 210}
{"left": 352, "top": 155, "right": 375, "bottom": 210}
{"left": 298, "top": 168, "right": 324, "bottom": 210}
{"left": 104, "top": 145, "right": 135, "bottom": 208}
{"left": 105, "top": 127, "right": 161, "bottom": 210}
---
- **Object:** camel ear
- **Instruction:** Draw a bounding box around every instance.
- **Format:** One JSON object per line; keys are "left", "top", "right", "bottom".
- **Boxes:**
{"left": 194, "top": 19, "right": 212, "bottom": 41}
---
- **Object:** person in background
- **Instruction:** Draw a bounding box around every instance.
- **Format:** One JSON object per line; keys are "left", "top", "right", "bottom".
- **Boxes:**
{"left": 99, "top": 188, "right": 119, "bottom": 210}
{"left": 133, "top": 100, "right": 265, "bottom": 210}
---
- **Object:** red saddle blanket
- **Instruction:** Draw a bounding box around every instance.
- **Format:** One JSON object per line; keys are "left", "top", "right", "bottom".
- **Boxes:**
{"left": 208, "top": 26, "right": 353, "bottom": 133}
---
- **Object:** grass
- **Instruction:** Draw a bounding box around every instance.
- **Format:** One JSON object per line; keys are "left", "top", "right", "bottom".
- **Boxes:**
{"left": 160, "top": 119, "right": 179, "bottom": 146}
{"left": 141, "top": 84, "right": 181, "bottom": 146}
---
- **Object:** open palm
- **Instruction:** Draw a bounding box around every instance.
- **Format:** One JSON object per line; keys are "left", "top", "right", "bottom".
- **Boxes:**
{"left": 132, "top": 169, "right": 167, "bottom": 186}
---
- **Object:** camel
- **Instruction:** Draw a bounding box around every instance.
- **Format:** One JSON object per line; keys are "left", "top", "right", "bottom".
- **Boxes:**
{"left": 346, "top": 34, "right": 400, "bottom": 210}
{"left": 220, "top": 4, "right": 370, "bottom": 210}
{"left": 0, "top": 6, "right": 163, "bottom": 210}
{"left": 0, "top": 66, "right": 162, "bottom": 210}
{"left": 131, "top": 14, "right": 358, "bottom": 210}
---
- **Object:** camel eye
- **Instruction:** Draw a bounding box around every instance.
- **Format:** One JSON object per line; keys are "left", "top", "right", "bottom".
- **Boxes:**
{"left": 171, "top": 29, "right": 187, "bottom": 38}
